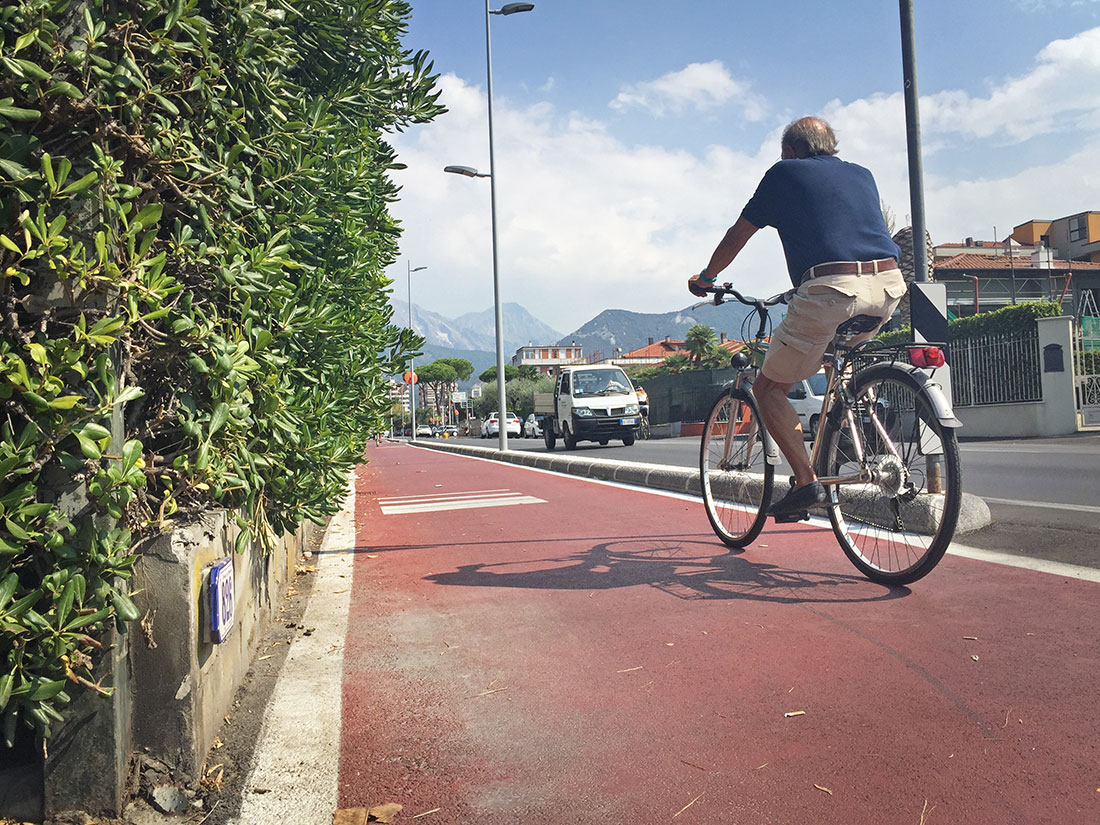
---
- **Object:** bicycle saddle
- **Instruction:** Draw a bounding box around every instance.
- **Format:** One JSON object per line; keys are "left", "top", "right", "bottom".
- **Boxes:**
{"left": 835, "top": 314, "right": 883, "bottom": 336}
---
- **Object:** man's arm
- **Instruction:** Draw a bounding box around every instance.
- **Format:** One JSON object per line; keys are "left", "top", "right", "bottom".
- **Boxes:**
{"left": 688, "top": 215, "right": 759, "bottom": 295}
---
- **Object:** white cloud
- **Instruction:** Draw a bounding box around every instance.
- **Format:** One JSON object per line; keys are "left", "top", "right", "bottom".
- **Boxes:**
{"left": 387, "top": 26, "right": 1100, "bottom": 335}
{"left": 609, "top": 61, "right": 767, "bottom": 120}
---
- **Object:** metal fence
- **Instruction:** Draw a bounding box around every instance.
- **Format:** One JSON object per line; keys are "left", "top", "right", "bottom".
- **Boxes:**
{"left": 950, "top": 329, "right": 1042, "bottom": 406}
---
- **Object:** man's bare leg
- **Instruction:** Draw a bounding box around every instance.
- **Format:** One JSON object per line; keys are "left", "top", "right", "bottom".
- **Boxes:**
{"left": 753, "top": 374, "right": 815, "bottom": 488}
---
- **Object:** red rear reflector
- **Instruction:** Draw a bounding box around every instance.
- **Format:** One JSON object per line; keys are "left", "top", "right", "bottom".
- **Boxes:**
{"left": 908, "top": 346, "right": 945, "bottom": 368}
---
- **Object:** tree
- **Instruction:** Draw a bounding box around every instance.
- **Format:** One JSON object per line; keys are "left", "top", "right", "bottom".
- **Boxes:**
{"left": 437, "top": 358, "right": 474, "bottom": 382}
{"left": 685, "top": 324, "right": 720, "bottom": 366}
{"left": 479, "top": 364, "right": 520, "bottom": 383}
{"left": 663, "top": 353, "right": 693, "bottom": 374}
{"left": 417, "top": 361, "right": 459, "bottom": 424}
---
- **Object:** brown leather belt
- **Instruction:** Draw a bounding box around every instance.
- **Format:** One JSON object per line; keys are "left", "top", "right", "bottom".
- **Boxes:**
{"left": 801, "top": 257, "right": 898, "bottom": 285}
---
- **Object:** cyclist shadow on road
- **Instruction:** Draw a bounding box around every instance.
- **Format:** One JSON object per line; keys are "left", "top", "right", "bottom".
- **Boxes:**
{"left": 423, "top": 537, "right": 908, "bottom": 605}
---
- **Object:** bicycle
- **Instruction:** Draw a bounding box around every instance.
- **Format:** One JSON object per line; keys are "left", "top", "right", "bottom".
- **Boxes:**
{"left": 638, "top": 411, "right": 651, "bottom": 440}
{"left": 697, "top": 283, "right": 962, "bottom": 585}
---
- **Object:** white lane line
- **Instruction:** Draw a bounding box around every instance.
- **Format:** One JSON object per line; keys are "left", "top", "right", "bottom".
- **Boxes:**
{"left": 378, "top": 488, "right": 510, "bottom": 503}
{"left": 982, "top": 497, "right": 1100, "bottom": 515}
{"left": 230, "top": 473, "right": 355, "bottom": 824}
{"left": 947, "top": 542, "right": 1100, "bottom": 583}
{"left": 380, "top": 493, "right": 546, "bottom": 515}
{"left": 379, "top": 491, "right": 517, "bottom": 506}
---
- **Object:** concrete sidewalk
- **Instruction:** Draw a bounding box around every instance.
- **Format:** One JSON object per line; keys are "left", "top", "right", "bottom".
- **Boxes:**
{"left": 409, "top": 439, "right": 993, "bottom": 535}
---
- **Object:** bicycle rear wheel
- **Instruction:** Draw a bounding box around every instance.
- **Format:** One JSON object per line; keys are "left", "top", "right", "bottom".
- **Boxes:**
{"left": 817, "top": 364, "right": 961, "bottom": 585}
{"left": 699, "top": 389, "right": 773, "bottom": 547}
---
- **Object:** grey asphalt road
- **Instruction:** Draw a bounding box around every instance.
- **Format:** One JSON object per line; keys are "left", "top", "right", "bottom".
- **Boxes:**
{"left": 450, "top": 431, "right": 1100, "bottom": 568}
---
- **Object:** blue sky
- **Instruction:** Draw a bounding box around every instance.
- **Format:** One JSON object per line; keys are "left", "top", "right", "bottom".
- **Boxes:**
{"left": 386, "top": 0, "right": 1100, "bottom": 335}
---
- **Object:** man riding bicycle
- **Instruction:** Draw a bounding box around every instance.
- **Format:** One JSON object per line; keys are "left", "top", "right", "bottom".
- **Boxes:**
{"left": 688, "top": 116, "right": 906, "bottom": 517}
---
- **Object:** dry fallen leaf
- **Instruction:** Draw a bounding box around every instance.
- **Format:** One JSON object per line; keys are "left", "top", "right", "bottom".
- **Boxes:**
{"left": 963, "top": 635, "right": 978, "bottom": 640}
{"left": 971, "top": 655, "right": 980, "bottom": 661}
{"left": 814, "top": 784, "right": 833, "bottom": 795}
{"left": 367, "top": 803, "right": 404, "bottom": 823}
{"left": 784, "top": 710, "right": 806, "bottom": 718}
{"left": 333, "top": 809, "right": 367, "bottom": 825}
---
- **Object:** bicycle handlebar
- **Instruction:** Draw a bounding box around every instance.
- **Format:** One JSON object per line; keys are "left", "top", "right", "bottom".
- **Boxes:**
{"left": 691, "top": 282, "right": 789, "bottom": 343}
{"left": 700, "top": 283, "right": 789, "bottom": 308}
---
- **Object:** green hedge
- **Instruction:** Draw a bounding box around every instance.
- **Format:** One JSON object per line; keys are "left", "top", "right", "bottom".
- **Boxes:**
{"left": 1, "top": 0, "right": 441, "bottom": 743}
{"left": 877, "top": 300, "right": 1064, "bottom": 346}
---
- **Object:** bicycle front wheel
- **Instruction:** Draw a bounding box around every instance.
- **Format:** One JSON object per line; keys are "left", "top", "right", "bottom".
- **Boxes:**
{"left": 817, "top": 365, "right": 961, "bottom": 585}
{"left": 700, "top": 389, "right": 773, "bottom": 548}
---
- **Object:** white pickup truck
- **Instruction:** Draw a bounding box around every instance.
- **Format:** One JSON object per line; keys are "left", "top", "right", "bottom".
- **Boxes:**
{"left": 534, "top": 364, "right": 642, "bottom": 449}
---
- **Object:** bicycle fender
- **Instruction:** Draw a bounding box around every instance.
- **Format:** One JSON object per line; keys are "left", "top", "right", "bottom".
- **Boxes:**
{"left": 905, "top": 368, "right": 963, "bottom": 429}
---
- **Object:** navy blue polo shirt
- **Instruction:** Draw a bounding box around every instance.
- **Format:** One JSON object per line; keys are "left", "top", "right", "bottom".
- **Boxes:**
{"left": 741, "top": 155, "right": 901, "bottom": 287}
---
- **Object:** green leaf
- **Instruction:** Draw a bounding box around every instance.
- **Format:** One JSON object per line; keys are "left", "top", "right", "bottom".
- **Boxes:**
{"left": 4, "top": 518, "right": 31, "bottom": 541}
{"left": 56, "top": 579, "right": 76, "bottom": 625}
{"left": 114, "top": 386, "right": 145, "bottom": 405}
{"left": 122, "top": 440, "right": 142, "bottom": 471}
{"left": 0, "top": 674, "right": 12, "bottom": 711}
{"left": 16, "top": 59, "right": 52, "bottom": 81}
{"left": 75, "top": 433, "right": 101, "bottom": 460}
{"left": 45, "top": 82, "right": 83, "bottom": 99}
{"left": 47, "top": 395, "right": 83, "bottom": 410}
{"left": 0, "top": 103, "right": 41, "bottom": 121}
{"left": 107, "top": 586, "right": 140, "bottom": 622}
{"left": 0, "top": 158, "right": 32, "bottom": 180}
{"left": 0, "top": 573, "right": 18, "bottom": 610}
{"left": 132, "top": 204, "right": 163, "bottom": 231}
{"left": 0, "top": 234, "right": 20, "bottom": 253}
{"left": 29, "top": 680, "right": 67, "bottom": 702}
{"left": 77, "top": 422, "right": 111, "bottom": 440}
{"left": 59, "top": 172, "right": 98, "bottom": 195}
{"left": 63, "top": 606, "right": 109, "bottom": 632}
{"left": 208, "top": 402, "right": 230, "bottom": 437}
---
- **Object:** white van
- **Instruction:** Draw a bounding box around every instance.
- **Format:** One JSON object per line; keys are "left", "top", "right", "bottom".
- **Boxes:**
{"left": 786, "top": 370, "right": 828, "bottom": 439}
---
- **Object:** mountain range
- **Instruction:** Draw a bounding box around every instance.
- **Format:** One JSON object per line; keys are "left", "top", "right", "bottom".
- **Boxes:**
{"left": 395, "top": 296, "right": 780, "bottom": 377}
{"left": 390, "top": 298, "right": 563, "bottom": 355}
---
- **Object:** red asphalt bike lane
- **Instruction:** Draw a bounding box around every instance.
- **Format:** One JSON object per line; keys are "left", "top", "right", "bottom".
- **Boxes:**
{"left": 339, "top": 442, "right": 1099, "bottom": 824}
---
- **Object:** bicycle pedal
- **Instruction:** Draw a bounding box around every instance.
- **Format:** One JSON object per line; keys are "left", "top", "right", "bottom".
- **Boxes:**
{"left": 773, "top": 510, "right": 810, "bottom": 524}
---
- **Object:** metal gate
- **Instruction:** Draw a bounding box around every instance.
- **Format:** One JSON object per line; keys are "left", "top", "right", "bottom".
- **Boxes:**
{"left": 1074, "top": 289, "right": 1100, "bottom": 427}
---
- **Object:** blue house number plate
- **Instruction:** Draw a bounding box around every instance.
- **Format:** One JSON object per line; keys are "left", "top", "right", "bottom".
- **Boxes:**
{"left": 209, "top": 558, "right": 235, "bottom": 644}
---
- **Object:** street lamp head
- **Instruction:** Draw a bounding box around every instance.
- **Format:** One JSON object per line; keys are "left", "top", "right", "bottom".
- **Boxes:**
{"left": 444, "top": 165, "right": 485, "bottom": 178}
{"left": 411, "top": 266, "right": 428, "bottom": 272}
{"left": 494, "top": 2, "right": 534, "bottom": 14}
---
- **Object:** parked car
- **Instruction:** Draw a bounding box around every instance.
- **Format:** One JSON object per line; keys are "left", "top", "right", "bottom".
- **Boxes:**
{"left": 483, "top": 411, "right": 522, "bottom": 438}
{"left": 787, "top": 370, "right": 828, "bottom": 439}
{"left": 523, "top": 413, "right": 542, "bottom": 438}
{"left": 415, "top": 424, "right": 434, "bottom": 438}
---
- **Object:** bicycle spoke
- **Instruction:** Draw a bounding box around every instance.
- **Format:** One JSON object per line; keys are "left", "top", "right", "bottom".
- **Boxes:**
{"left": 821, "top": 367, "right": 961, "bottom": 585}
{"left": 700, "top": 392, "right": 772, "bottom": 547}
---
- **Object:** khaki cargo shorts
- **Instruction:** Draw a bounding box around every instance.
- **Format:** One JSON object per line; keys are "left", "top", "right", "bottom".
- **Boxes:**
{"left": 760, "top": 268, "right": 907, "bottom": 385}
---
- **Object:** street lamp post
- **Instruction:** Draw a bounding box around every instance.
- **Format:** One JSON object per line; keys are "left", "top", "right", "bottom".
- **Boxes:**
{"left": 444, "top": 1, "right": 533, "bottom": 451}
{"left": 408, "top": 262, "right": 427, "bottom": 441}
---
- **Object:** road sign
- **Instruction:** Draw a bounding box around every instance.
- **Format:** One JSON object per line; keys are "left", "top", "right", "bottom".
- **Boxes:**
{"left": 209, "top": 558, "right": 235, "bottom": 643}
{"left": 451, "top": 391, "right": 467, "bottom": 403}
{"left": 403, "top": 371, "right": 418, "bottom": 384}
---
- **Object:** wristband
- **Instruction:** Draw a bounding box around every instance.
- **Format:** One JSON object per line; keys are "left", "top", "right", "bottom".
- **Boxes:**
{"left": 697, "top": 268, "right": 717, "bottom": 284}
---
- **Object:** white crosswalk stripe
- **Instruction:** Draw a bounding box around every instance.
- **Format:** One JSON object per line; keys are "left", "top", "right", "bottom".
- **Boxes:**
{"left": 379, "top": 489, "right": 546, "bottom": 515}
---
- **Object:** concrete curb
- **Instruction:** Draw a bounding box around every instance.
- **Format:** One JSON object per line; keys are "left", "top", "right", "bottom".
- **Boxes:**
{"left": 410, "top": 439, "right": 992, "bottom": 535}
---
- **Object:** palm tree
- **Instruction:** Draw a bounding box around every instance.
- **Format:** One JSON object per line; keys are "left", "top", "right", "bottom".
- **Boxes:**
{"left": 663, "top": 353, "right": 692, "bottom": 374}
{"left": 685, "top": 323, "right": 719, "bottom": 366}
